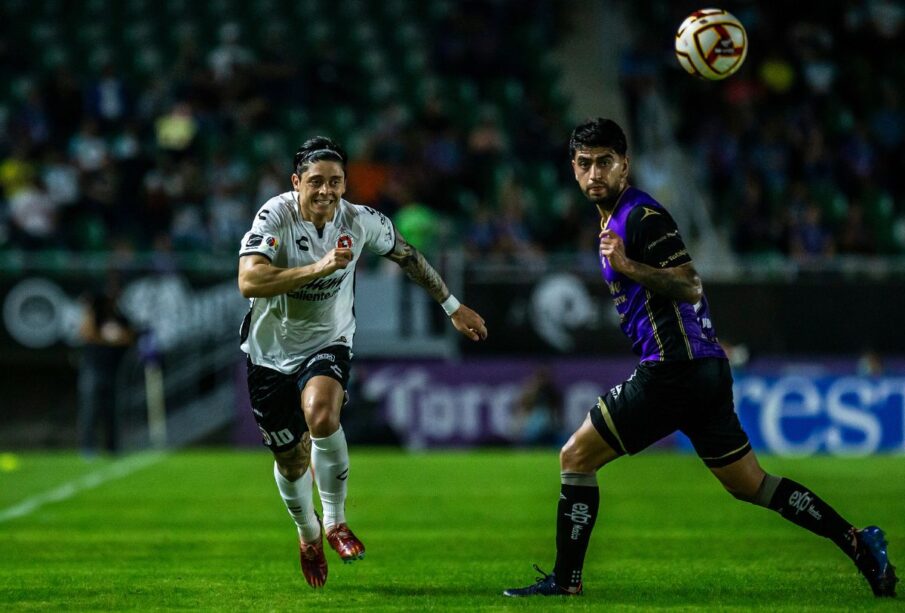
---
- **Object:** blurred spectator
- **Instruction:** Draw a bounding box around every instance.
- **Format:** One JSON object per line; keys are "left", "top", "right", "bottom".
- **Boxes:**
{"left": 7, "top": 177, "right": 59, "bottom": 249}
{"left": 69, "top": 120, "right": 108, "bottom": 172}
{"left": 84, "top": 63, "right": 130, "bottom": 128}
{"left": 511, "top": 367, "right": 562, "bottom": 446}
{"left": 42, "top": 150, "right": 80, "bottom": 207}
{"left": 15, "top": 82, "right": 52, "bottom": 147}
{"left": 155, "top": 102, "right": 198, "bottom": 155}
{"left": 788, "top": 201, "right": 835, "bottom": 260}
{"left": 208, "top": 185, "right": 249, "bottom": 251}
{"left": 464, "top": 203, "right": 498, "bottom": 257}
{"left": 393, "top": 201, "right": 442, "bottom": 257}
{"left": 837, "top": 200, "right": 876, "bottom": 255}
{"left": 207, "top": 22, "right": 254, "bottom": 84}
{"left": 77, "top": 273, "right": 135, "bottom": 457}
{"left": 857, "top": 349, "right": 884, "bottom": 377}
{"left": 0, "top": 144, "right": 36, "bottom": 199}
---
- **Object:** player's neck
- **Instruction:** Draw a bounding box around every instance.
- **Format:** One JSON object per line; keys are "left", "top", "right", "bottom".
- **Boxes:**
{"left": 595, "top": 184, "right": 629, "bottom": 224}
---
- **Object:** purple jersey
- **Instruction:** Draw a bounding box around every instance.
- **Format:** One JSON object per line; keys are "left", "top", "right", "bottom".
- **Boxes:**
{"left": 599, "top": 187, "right": 726, "bottom": 363}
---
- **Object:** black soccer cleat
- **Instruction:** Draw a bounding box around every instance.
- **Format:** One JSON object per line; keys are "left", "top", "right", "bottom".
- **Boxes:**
{"left": 853, "top": 526, "right": 898, "bottom": 597}
{"left": 502, "top": 564, "right": 582, "bottom": 597}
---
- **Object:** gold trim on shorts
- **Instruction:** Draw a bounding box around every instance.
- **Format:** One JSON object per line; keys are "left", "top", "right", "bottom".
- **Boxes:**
{"left": 598, "top": 397, "right": 627, "bottom": 453}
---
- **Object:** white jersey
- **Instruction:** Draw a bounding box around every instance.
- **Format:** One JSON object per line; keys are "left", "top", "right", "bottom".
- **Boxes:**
{"left": 239, "top": 192, "right": 396, "bottom": 373}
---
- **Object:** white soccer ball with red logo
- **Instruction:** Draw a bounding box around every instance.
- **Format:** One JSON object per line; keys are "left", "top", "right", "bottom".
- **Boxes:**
{"left": 675, "top": 8, "right": 747, "bottom": 80}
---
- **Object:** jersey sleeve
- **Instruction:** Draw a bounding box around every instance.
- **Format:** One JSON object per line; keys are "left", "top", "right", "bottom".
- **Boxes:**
{"left": 356, "top": 205, "right": 396, "bottom": 255}
{"left": 626, "top": 205, "right": 692, "bottom": 269}
{"left": 239, "top": 205, "right": 283, "bottom": 261}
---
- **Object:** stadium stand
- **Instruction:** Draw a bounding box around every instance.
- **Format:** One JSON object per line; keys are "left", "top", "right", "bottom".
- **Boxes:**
{"left": 3, "top": 1, "right": 902, "bottom": 265}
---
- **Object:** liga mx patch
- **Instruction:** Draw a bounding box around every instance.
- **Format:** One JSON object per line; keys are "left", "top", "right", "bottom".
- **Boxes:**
{"left": 245, "top": 234, "right": 280, "bottom": 258}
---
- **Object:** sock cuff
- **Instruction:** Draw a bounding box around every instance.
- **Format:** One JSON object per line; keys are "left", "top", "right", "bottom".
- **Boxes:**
{"left": 561, "top": 471, "right": 598, "bottom": 487}
{"left": 753, "top": 473, "right": 782, "bottom": 507}
{"left": 310, "top": 426, "right": 346, "bottom": 451}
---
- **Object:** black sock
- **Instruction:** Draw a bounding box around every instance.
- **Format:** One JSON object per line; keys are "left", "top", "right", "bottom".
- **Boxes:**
{"left": 553, "top": 480, "right": 599, "bottom": 589}
{"left": 767, "top": 477, "right": 856, "bottom": 557}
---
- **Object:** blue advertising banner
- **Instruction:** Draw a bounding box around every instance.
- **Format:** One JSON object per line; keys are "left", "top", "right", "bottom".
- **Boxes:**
{"left": 675, "top": 375, "right": 905, "bottom": 456}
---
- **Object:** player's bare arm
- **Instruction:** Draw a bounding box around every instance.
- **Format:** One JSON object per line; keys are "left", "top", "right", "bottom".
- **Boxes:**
{"left": 384, "top": 228, "right": 488, "bottom": 341}
{"left": 599, "top": 229, "right": 702, "bottom": 304}
{"left": 238, "top": 250, "right": 353, "bottom": 298}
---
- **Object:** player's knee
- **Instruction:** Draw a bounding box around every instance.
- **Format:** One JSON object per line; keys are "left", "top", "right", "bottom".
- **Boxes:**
{"left": 559, "top": 440, "right": 595, "bottom": 473}
{"left": 304, "top": 401, "right": 339, "bottom": 436}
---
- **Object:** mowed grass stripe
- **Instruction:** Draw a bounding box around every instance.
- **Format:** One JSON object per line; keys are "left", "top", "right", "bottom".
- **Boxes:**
{"left": 0, "top": 450, "right": 902, "bottom": 611}
{"left": 0, "top": 452, "right": 165, "bottom": 523}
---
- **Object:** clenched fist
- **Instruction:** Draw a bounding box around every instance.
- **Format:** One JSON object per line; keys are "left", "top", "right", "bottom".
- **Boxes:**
{"left": 316, "top": 248, "right": 353, "bottom": 276}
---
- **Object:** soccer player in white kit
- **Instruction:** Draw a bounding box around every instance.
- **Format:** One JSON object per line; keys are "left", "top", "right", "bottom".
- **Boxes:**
{"left": 238, "top": 136, "right": 488, "bottom": 588}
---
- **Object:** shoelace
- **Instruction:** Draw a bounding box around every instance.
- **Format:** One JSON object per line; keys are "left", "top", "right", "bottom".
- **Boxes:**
{"left": 532, "top": 564, "right": 552, "bottom": 584}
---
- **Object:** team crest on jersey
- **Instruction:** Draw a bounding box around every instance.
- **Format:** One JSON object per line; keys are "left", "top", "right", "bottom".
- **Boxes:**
{"left": 337, "top": 234, "right": 353, "bottom": 249}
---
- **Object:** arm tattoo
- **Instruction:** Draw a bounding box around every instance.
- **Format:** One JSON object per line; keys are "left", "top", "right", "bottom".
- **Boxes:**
{"left": 627, "top": 262, "right": 702, "bottom": 304}
{"left": 384, "top": 232, "right": 450, "bottom": 303}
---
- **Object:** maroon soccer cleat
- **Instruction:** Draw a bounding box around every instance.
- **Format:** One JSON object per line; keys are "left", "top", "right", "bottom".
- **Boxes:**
{"left": 326, "top": 523, "right": 366, "bottom": 562}
{"left": 299, "top": 534, "right": 328, "bottom": 588}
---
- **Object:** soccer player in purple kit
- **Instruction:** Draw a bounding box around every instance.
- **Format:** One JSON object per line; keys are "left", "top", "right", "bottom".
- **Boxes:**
{"left": 503, "top": 118, "right": 897, "bottom": 598}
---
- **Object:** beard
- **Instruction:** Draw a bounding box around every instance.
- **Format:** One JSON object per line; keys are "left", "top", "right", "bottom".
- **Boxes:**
{"left": 586, "top": 182, "right": 627, "bottom": 212}
{"left": 586, "top": 186, "right": 616, "bottom": 209}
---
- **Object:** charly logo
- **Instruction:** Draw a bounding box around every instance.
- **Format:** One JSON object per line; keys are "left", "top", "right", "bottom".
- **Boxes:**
{"left": 610, "top": 383, "right": 623, "bottom": 399}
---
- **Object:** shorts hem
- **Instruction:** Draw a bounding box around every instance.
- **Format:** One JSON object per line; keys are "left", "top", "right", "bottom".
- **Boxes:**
{"left": 699, "top": 441, "right": 752, "bottom": 468}
{"left": 589, "top": 398, "right": 629, "bottom": 455}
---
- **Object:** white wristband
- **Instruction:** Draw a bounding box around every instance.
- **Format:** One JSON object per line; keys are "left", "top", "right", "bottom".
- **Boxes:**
{"left": 440, "top": 294, "right": 461, "bottom": 316}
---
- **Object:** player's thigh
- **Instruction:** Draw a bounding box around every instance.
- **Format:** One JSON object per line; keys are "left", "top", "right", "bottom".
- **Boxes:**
{"left": 589, "top": 365, "right": 681, "bottom": 458}
{"left": 680, "top": 358, "right": 752, "bottom": 469}
{"left": 297, "top": 346, "right": 352, "bottom": 432}
{"left": 246, "top": 359, "right": 308, "bottom": 452}
{"left": 561, "top": 414, "right": 621, "bottom": 472}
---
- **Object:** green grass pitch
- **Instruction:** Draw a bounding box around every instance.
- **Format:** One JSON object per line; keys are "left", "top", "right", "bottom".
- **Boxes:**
{"left": 1, "top": 449, "right": 903, "bottom": 611}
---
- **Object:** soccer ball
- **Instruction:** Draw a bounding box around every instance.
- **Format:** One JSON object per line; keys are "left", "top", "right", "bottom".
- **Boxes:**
{"left": 674, "top": 8, "right": 747, "bottom": 80}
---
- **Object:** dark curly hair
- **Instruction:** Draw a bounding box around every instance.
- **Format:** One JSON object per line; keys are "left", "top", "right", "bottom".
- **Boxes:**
{"left": 293, "top": 136, "right": 348, "bottom": 175}
{"left": 568, "top": 118, "right": 627, "bottom": 159}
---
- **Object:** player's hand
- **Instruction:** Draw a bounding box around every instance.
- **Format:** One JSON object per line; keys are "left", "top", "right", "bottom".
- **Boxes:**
{"left": 599, "top": 229, "right": 630, "bottom": 273}
{"left": 316, "top": 248, "right": 353, "bottom": 276}
{"left": 450, "top": 304, "right": 488, "bottom": 341}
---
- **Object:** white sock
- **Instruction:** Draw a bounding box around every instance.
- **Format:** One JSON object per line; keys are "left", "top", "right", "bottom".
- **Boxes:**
{"left": 310, "top": 426, "right": 349, "bottom": 530}
{"left": 273, "top": 462, "right": 320, "bottom": 543}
